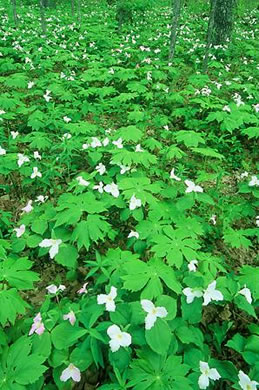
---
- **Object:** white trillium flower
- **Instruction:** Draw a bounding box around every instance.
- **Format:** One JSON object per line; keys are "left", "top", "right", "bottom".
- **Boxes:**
{"left": 77, "top": 282, "right": 88, "bottom": 294}
{"left": 21, "top": 200, "right": 33, "bottom": 213}
{"left": 14, "top": 224, "right": 26, "bottom": 238}
{"left": 63, "top": 310, "right": 76, "bottom": 326}
{"left": 119, "top": 164, "right": 131, "bottom": 174}
{"left": 198, "top": 361, "right": 221, "bottom": 389}
{"left": 17, "top": 153, "right": 30, "bottom": 167}
{"left": 28, "top": 81, "right": 34, "bottom": 89}
{"left": 203, "top": 281, "right": 224, "bottom": 306}
{"left": 60, "top": 364, "right": 81, "bottom": 383}
{"left": 102, "top": 137, "right": 110, "bottom": 146}
{"left": 0, "top": 146, "right": 6, "bottom": 155}
{"left": 135, "top": 144, "right": 144, "bottom": 152}
{"left": 62, "top": 133, "right": 72, "bottom": 140}
{"left": 104, "top": 182, "right": 120, "bottom": 198}
{"left": 93, "top": 181, "right": 104, "bottom": 193}
{"left": 76, "top": 176, "right": 90, "bottom": 187}
{"left": 31, "top": 167, "right": 42, "bottom": 179}
{"left": 34, "top": 151, "right": 41, "bottom": 160}
{"left": 112, "top": 138, "right": 123, "bottom": 149}
{"left": 238, "top": 285, "right": 252, "bottom": 304}
{"left": 210, "top": 214, "right": 217, "bottom": 225}
{"left": 188, "top": 259, "right": 198, "bottom": 272}
{"left": 223, "top": 105, "right": 231, "bottom": 113}
{"left": 240, "top": 171, "right": 249, "bottom": 179}
{"left": 249, "top": 175, "right": 259, "bottom": 187}
{"left": 91, "top": 137, "right": 102, "bottom": 148}
{"left": 39, "top": 239, "right": 62, "bottom": 259}
{"left": 129, "top": 194, "right": 142, "bottom": 210}
{"left": 11, "top": 131, "right": 19, "bottom": 139}
{"left": 43, "top": 90, "right": 52, "bottom": 102}
{"left": 82, "top": 143, "right": 89, "bottom": 150}
{"left": 63, "top": 116, "right": 71, "bottom": 123}
{"left": 238, "top": 370, "right": 258, "bottom": 390}
{"left": 128, "top": 230, "right": 139, "bottom": 239}
{"left": 170, "top": 168, "right": 181, "bottom": 181}
{"left": 46, "top": 284, "right": 66, "bottom": 294}
{"left": 107, "top": 324, "right": 131, "bottom": 352}
{"left": 35, "top": 195, "right": 48, "bottom": 203}
{"left": 256, "top": 216, "right": 259, "bottom": 227}
{"left": 185, "top": 180, "right": 203, "bottom": 193}
{"left": 141, "top": 300, "right": 168, "bottom": 330}
{"left": 96, "top": 163, "right": 106, "bottom": 175}
{"left": 183, "top": 287, "right": 203, "bottom": 304}
{"left": 97, "top": 286, "right": 117, "bottom": 312}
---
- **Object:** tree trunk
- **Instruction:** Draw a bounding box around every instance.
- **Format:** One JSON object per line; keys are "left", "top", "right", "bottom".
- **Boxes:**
{"left": 39, "top": 0, "right": 47, "bottom": 34}
{"left": 77, "top": 0, "right": 81, "bottom": 23}
{"left": 203, "top": 0, "right": 217, "bottom": 72}
{"left": 169, "top": 0, "right": 182, "bottom": 60}
{"left": 71, "top": 0, "right": 75, "bottom": 17}
{"left": 211, "top": 0, "right": 236, "bottom": 45}
{"left": 10, "top": 0, "right": 18, "bottom": 27}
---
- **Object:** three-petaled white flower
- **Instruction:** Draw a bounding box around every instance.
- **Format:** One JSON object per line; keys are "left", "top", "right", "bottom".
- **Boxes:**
{"left": 60, "top": 364, "right": 81, "bottom": 383}
{"left": 34, "top": 151, "right": 41, "bottom": 160}
{"left": 203, "top": 281, "right": 224, "bottom": 306}
{"left": 141, "top": 300, "right": 168, "bottom": 330}
{"left": 29, "top": 313, "right": 45, "bottom": 336}
{"left": 11, "top": 131, "right": 19, "bottom": 139}
{"left": 0, "top": 146, "right": 6, "bottom": 155}
{"left": 97, "top": 286, "right": 117, "bottom": 312}
{"left": 112, "top": 138, "right": 123, "bottom": 149}
{"left": 76, "top": 176, "right": 90, "bottom": 187}
{"left": 63, "top": 310, "right": 76, "bottom": 326}
{"left": 128, "top": 230, "right": 139, "bottom": 239}
{"left": 185, "top": 180, "right": 203, "bottom": 193}
{"left": 188, "top": 259, "right": 198, "bottom": 272}
{"left": 96, "top": 163, "right": 106, "bottom": 175}
{"left": 183, "top": 287, "right": 203, "bottom": 304}
{"left": 39, "top": 239, "right": 62, "bottom": 259}
{"left": 93, "top": 181, "right": 104, "bottom": 193}
{"left": 46, "top": 284, "right": 66, "bottom": 294}
{"left": 62, "top": 133, "right": 72, "bottom": 140}
{"left": 104, "top": 182, "right": 120, "bottom": 198}
{"left": 170, "top": 168, "right": 181, "bottom": 181}
{"left": 238, "top": 285, "right": 252, "bottom": 304}
{"left": 91, "top": 137, "right": 102, "bottom": 148}
{"left": 129, "top": 194, "right": 142, "bottom": 210}
{"left": 17, "top": 153, "right": 30, "bottom": 167}
{"left": 119, "top": 164, "right": 131, "bottom": 174}
{"left": 238, "top": 370, "right": 258, "bottom": 390}
{"left": 102, "top": 137, "right": 110, "bottom": 146}
{"left": 107, "top": 324, "right": 131, "bottom": 352}
{"left": 43, "top": 89, "right": 52, "bottom": 102}
{"left": 198, "top": 361, "right": 221, "bottom": 389}
{"left": 256, "top": 216, "right": 259, "bottom": 227}
{"left": 35, "top": 195, "right": 48, "bottom": 203}
{"left": 28, "top": 81, "right": 34, "bottom": 89}
{"left": 249, "top": 175, "right": 259, "bottom": 187}
{"left": 135, "top": 144, "right": 144, "bottom": 152}
{"left": 63, "top": 116, "right": 71, "bottom": 123}
{"left": 14, "top": 224, "right": 26, "bottom": 238}
{"left": 31, "top": 167, "right": 42, "bottom": 179}
{"left": 21, "top": 200, "right": 33, "bottom": 213}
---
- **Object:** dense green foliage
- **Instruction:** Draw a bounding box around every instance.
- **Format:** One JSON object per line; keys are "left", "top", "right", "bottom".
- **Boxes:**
{"left": 0, "top": 0, "right": 258, "bottom": 389}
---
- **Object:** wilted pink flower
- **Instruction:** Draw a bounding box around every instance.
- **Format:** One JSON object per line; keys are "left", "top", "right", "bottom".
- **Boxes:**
{"left": 60, "top": 364, "right": 81, "bottom": 382}
{"left": 29, "top": 313, "right": 45, "bottom": 336}
{"left": 77, "top": 282, "right": 88, "bottom": 294}
{"left": 63, "top": 310, "right": 76, "bottom": 326}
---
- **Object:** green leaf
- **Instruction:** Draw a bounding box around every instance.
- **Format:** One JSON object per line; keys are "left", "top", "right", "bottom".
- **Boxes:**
{"left": 55, "top": 244, "right": 78, "bottom": 268}
{"left": 0, "top": 289, "right": 28, "bottom": 326}
{"left": 0, "top": 257, "right": 39, "bottom": 289}
{"left": 72, "top": 215, "right": 112, "bottom": 250}
{"left": 145, "top": 319, "right": 171, "bottom": 355}
{"left": 51, "top": 322, "right": 87, "bottom": 350}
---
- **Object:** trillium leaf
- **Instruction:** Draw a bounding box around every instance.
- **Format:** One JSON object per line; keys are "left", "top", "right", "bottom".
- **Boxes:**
{"left": 145, "top": 319, "right": 171, "bottom": 355}
{"left": 51, "top": 322, "right": 87, "bottom": 350}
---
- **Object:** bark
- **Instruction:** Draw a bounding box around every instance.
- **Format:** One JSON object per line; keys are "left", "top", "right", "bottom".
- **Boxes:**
{"left": 203, "top": 0, "right": 217, "bottom": 72}
{"left": 169, "top": 0, "right": 182, "bottom": 60}
{"left": 77, "top": 0, "right": 81, "bottom": 23}
{"left": 211, "top": 0, "right": 236, "bottom": 45}
{"left": 71, "top": 0, "right": 75, "bottom": 17}
{"left": 39, "top": 0, "right": 47, "bottom": 34}
{"left": 10, "top": 0, "right": 18, "bottom": 27}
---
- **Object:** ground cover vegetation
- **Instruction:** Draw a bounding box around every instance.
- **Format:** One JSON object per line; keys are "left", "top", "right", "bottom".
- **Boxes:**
{"left": 0, "top": 0, "right": 258, "bottom": 388}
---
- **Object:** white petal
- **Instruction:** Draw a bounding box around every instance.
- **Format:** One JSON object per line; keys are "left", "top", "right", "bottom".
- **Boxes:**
{"left": 198, "top": 373, "right": 210, "bottom": 389}
{"left": 239, "top": 287, "right": 252, "bottom": 304}
{"left": 200, "top": 361, "right": 209, "bottom": 374}
{"left": 208, "top": 368, "right": 221, "bottom": 381}
{"left": 145, "top": 313, "right": 157, "bottom": 330}
{"left": 141, "top": 299, "right": 154, "bottom": 313}
{"left": 120, "top": 332, "right": 131, "bottom": 347}
{"left": 71, "top": 366, "right": 81, "bottom": 382}
{"left": 106, "top": 300, "right": 116, "bottom": 312}
{"left": 109, "top": 338, "right": 120, "bottom": 352}
{"left": 39, "top": 239, "right": 52, "bottom": 248}
{"left": 97, "top": 294, "right": 108, "bottom": 305}
{"left": 60, "top": 367, "right": 71, "bottom": 382}
{"left": 49, "top": 243, "right": 59, "bottom": 259}
{"left": 156, "top": 307, "right": 168, "bottom": 318}
{"left": 107, "top": 324, "right": 120, "bottom": 339}
{"left": 109, "top": 286, "right": 117, "bottom": 299}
